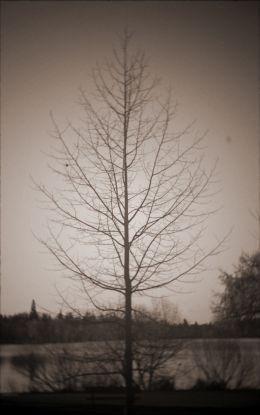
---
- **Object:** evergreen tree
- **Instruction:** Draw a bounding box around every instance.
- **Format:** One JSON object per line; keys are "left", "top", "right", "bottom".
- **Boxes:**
{"left": 29, "top": 299, "right": 39, "bottom": 320}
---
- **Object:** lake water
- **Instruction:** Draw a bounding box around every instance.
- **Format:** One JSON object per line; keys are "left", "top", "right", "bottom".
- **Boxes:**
{"left": 0, "top": 339, "right": 259, "bottom": 393}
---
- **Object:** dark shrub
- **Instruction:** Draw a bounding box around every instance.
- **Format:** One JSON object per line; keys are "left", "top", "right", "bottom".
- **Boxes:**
{"left": 192, "top": 378, "right": 227, "bottom": 390}
{"left": 153, "top": 377, "right": 175, "bottom": 391}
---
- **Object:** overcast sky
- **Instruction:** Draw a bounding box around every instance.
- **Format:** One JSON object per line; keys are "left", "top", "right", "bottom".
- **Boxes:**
{"left": 1, "top": 1, "right": 259, "bottom": 322}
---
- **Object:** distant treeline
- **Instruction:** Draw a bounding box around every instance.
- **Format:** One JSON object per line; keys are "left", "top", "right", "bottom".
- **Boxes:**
{"left": 0, "top": 311, "right": 259, "bottom": 344}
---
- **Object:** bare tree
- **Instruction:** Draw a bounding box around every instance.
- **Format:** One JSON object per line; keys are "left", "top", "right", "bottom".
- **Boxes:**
{"left": 132, "top": 336, "right": 182, "bottom": 391}
{"left": 12, "top": 346, "right": 122, "bottom": 392}
{"left": 36, "top": 29, "right": 225, "bottom": 413}
{"left": 191, "top": 339, "right": 255, "bottom": 390}
{"left": 101, "top": 302, "right": 184, "bottom": 391}
{"left": 102, "top": 337, "right": 182, "bottom": 392}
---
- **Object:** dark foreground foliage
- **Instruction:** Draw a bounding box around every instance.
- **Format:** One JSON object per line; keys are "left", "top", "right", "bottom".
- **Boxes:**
{"left": 1, "top": 391, "right": 260, "bottom": 415}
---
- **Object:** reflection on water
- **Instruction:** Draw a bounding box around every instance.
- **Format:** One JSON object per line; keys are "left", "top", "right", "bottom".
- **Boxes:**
{"left": 0, "top": 339, "right": 259, "bottom": 393}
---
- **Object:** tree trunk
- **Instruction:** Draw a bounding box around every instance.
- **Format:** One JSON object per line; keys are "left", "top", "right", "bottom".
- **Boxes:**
{"left": 123, "top": 31, "right": 133, "bottom": 414}
{"left": 124, "top": 120, "right": 133, "bottom": 412}
{"left": 125, "top": 286, "right": 133, "bottom": 414}
{"left": 124, "top": 160, "right": 133, "bottom": 412}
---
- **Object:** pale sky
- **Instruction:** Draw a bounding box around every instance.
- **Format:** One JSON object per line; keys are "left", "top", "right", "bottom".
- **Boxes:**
{"left": 1, "top": 1, "right": 259, "bottom": 323}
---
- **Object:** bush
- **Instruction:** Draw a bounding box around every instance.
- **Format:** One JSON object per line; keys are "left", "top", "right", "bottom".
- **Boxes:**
{"left": 192, "top": 378, "right": 227, "bottom": 390}
{"left": 152, "top": 377, "right": 176, "bottom": 391}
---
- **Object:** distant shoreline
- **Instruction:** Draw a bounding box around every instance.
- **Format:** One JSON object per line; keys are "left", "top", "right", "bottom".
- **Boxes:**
{"left": 1, "top": 336, "right": 260, "bottom": 346}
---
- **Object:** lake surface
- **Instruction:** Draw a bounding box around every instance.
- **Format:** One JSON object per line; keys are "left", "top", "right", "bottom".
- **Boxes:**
{"left": 0, "top": 339, "right": 259, "bottom": 393}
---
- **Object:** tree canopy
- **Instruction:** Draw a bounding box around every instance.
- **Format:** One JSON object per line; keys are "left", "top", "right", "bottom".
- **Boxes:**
{"left": 36, "top": 30, "right": 225, "bottom": 412}
{"left": 213, "top": 251, "right": 260, "bottom": 322}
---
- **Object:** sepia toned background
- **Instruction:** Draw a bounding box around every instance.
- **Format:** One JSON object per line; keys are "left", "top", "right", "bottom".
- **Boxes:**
{"left": 1, "top": 1, "right": 259, "bottom": 322}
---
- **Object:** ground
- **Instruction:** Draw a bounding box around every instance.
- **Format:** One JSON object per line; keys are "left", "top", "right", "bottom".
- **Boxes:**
{"left": 1, "top": 390, "right": 259, "bottom": 414}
